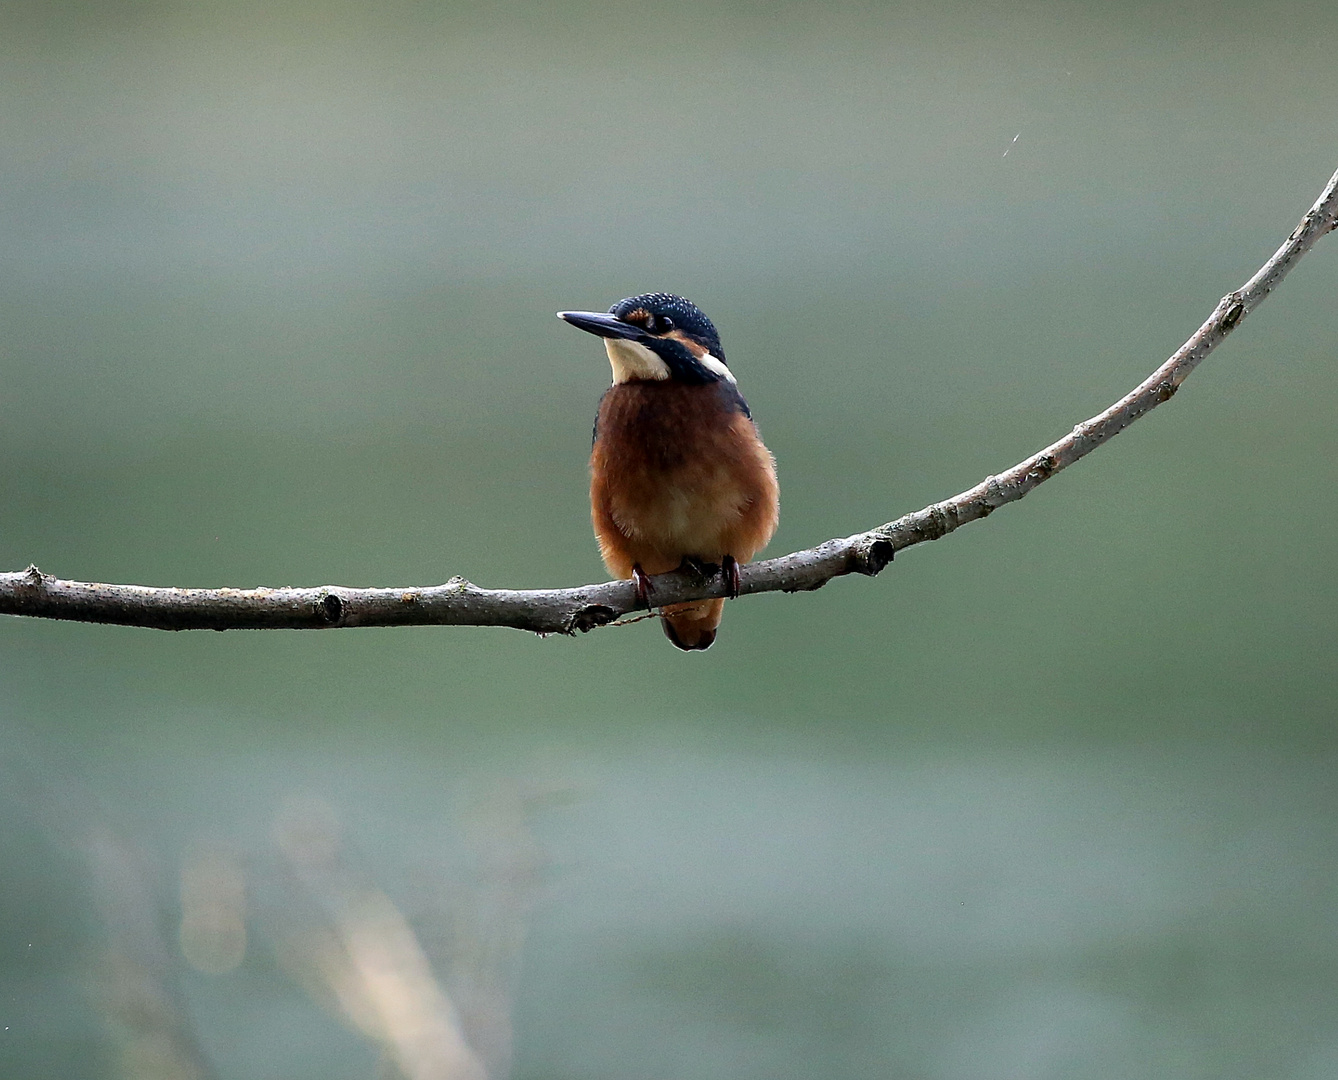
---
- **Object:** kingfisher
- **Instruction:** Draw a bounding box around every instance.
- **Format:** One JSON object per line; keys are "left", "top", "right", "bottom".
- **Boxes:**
{"left": 559, "top": 293, "right": 779, "bottom": 650}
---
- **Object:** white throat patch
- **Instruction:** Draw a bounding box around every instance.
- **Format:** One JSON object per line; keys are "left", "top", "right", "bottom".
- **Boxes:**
{"left": 606, "top": 338, "right": 671, "bottom": 383}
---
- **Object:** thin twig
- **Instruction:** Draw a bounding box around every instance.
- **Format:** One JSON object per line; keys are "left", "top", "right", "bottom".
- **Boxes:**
{"left": 3, "top": 167, "right": 1336, "bottom": 636}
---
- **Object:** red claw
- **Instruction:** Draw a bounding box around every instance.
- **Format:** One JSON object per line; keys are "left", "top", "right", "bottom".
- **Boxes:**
{"left": 722, "top": 555, "right": 741, "bottom": 599}
{"left": 631, "top": 564, "right": 655, "bottom": 608}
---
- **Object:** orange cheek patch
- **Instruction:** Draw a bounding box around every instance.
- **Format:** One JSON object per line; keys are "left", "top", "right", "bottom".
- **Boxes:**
{"left": 666, "top": 329, "right": 707, "bottom": 357}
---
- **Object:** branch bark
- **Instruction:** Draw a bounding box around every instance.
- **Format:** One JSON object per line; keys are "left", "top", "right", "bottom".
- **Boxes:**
{"left": 4, "top": 167, "right": 1337, "bottom": 636}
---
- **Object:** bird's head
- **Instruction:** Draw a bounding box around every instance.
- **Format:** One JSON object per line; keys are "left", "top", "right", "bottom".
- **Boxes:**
{"left": 558, "top": 293, "right": 734, "bottom": 386}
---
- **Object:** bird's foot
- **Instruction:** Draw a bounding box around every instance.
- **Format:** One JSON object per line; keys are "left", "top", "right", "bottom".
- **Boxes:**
{"left": 722, "top": 555, "right": 741, "bottom": 599}
{"left": 676, "top": 556, "right": 741, "bottom": 599}
{"left": 631, "top": 564, "right": 655, "bottom": 608}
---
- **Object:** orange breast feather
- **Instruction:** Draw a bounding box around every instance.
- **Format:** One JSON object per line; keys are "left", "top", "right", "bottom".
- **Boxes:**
{"left": 590, "top": 380, "right": 778, "bottom": 579}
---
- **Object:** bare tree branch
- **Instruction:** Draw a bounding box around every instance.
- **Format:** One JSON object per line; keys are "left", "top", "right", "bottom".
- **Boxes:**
{"left": 4, "top": 167, "right": 1337, "bottom": 637}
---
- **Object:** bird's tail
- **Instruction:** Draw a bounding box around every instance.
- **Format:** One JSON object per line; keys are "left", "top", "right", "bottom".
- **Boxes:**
{"left": 660, "top": 598, "right": 724, "bottom": 651}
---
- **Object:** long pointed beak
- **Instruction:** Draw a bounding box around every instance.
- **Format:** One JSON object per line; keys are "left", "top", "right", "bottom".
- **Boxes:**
{"left": 557, "top": 310, "right": 647, "bottom": 341}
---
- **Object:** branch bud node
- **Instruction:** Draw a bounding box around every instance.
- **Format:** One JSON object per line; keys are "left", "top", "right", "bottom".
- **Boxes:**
{"left": 318, "top": 593, "right": 344, "bottom": 624}
{"left": 1028, "top": 455, "right": 1056, "bottom": 481}
{"left": 568, "top": 605, "right": 616, "bottom": 633}
{"left": 857, "top": 538, "right": 895, "bottom": 575}
{"left": 923, "top": 506, "right": 951, "bottom": 540}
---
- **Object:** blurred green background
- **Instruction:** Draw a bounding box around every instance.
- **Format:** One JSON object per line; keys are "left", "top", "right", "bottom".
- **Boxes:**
{"left": 2, "top": 1, "right": 1337, "bottom": 1077}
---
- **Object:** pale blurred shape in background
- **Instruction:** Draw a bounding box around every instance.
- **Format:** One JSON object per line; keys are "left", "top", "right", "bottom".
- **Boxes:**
{"left": 180, "top": 843, "right": 246, "bottom": 977}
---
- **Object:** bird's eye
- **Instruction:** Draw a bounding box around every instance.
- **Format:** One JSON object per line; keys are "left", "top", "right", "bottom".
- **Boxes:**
{"left": 651, "top": 314, "right": 674, "bottom": 334}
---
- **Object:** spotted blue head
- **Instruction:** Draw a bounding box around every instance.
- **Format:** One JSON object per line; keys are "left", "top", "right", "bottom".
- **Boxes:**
{"left": 559, "top": 293, "right": 734, "bottom": 386}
